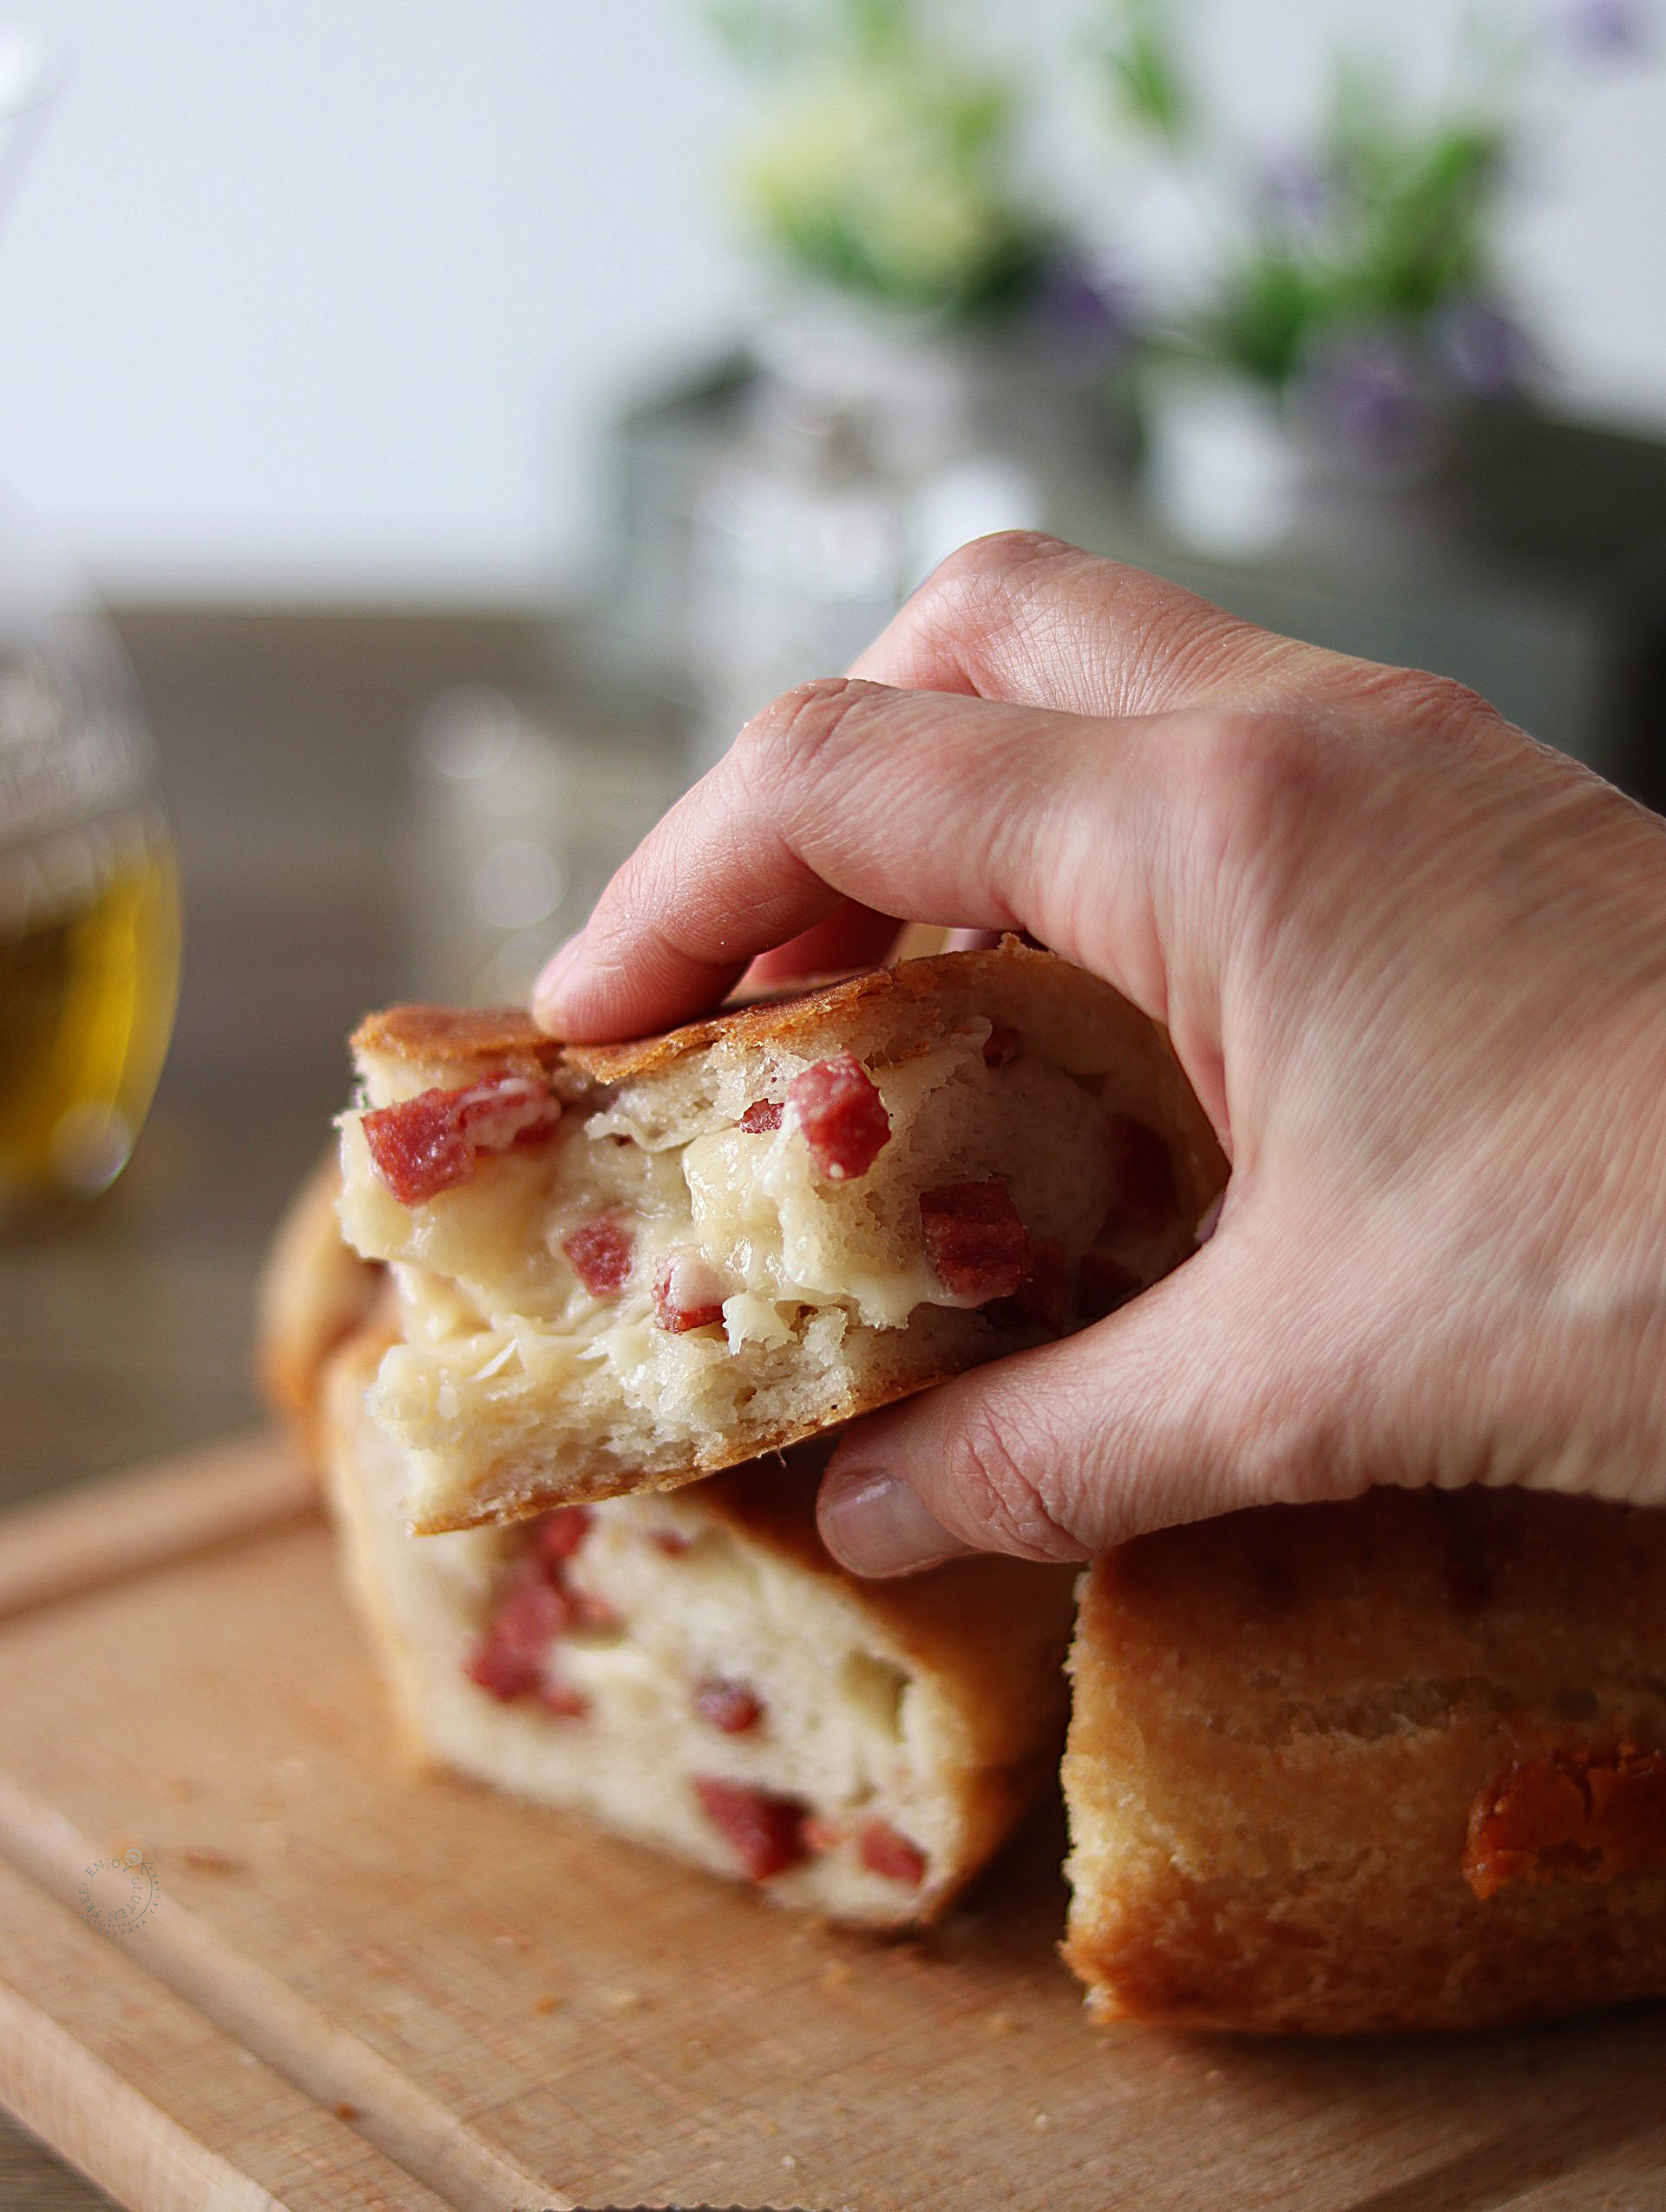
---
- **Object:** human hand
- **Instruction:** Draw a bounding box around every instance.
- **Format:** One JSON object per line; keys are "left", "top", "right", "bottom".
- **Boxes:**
{"left": 534, "top": 533, "right": 1666, "bottom": 1574}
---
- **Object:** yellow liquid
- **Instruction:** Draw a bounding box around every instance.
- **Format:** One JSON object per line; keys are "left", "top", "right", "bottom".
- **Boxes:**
{"left": 0, "top": 811, "right": 180, "bottom": 1221}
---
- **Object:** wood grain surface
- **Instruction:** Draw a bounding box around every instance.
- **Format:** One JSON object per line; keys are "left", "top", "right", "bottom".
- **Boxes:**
{"left": 3, "top": 1431, "right": 1665, "bottom": 2212}
{"left": 0, "top": 609, "right": 592, "bottom": 2204}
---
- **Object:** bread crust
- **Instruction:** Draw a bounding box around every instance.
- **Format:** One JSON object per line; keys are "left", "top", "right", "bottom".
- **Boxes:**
{"left": 1063, "top": 1486, "right": 1666, "bottom": 2033}
{"left": 254, "top": 1149, "right": 384, "bottom": 1456}
{"left": 344, "top": 944, "right": 1228, "bottom": 1528}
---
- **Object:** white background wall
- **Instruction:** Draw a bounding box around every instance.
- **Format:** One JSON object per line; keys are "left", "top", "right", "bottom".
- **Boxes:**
{"left": 3, "top": 0, "right": 1663, "bottom": 602}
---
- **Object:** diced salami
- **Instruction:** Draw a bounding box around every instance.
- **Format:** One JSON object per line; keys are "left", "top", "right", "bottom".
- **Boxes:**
{"left": 857, "top": 1818, "right": 927, "bottom": 1886}
{"left": 1105, "top": 1114, "right": 1177, "bottom": 1233}
{"left": 530, "top": 1505, "right": 592, "bottom": 1569}
{"left": 562, "top": 1214, "right": 633, "bottom": 1295}
{"left": 693, "top": 1777, "right": 810, "bottom": 1881}
{"left": 920, "top": 1180, "right": 1031, "bottom": 1302}
{"left": 361, "top": 1089, "right": 472, "bottom": 1204}
{"left": 693, "top": 1678, "right": 764, "bottom": 1735}
{"left": 738, "top": 1097, "right": 784, "bottom": 1133}
{"left": 538, "top": 1681, "right": 590, "bottom": 1721}
{"left": 362, "top": 1073, "right": 560, "bottom": 1204}
{"left": 653, "top": 1248, "right": 729, "bottom": 1333}
{"left": 567, "top": 1587, "right": 621, "bottom": 1635}
{"left": 463, "top": 1558, "right": 571, "bottom": 1701}
{"left": 786, "top": 1052, "right": 891, "bottom": 1181}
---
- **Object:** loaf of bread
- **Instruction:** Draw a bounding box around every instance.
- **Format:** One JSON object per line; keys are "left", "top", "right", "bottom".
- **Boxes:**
{"left": 321, "top": 1332, "right": 1075, "bottom": 1926}
{"left": 1063, "top": 1486, "right": 1666, "bottom": 2033}
{"left": 255, "top": 1149, "right": 384, "bottom": 1445}
{"left": 336, "top": 942, "right": 1225, "bottom": 1532}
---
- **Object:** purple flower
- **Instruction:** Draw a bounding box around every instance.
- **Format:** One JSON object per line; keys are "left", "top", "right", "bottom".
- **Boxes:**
{"left": 1562, "top": 0, "right": 1649, "bottom": 57}
{"left": 1434, "top": 298, "right": 1534, "bottom": 396}
{"left": 1301, "top": 329, "right": 1432, "bottom": 463}
{"left": 1029, "top": 255, "right": 1131, "bottom": 353}
{"left": 1256, "top": 151, "right": 1332, "bottom": 232}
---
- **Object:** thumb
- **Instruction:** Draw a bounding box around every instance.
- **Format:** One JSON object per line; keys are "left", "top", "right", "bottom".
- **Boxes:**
{"left": 815, "top": 1230, "right": 1348, "bottom": 1573}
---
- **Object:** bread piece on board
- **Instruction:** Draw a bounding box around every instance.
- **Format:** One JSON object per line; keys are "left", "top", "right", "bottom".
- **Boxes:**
{"left": 320, "top": 1332, "right": 1075, "bottom": 1927}
{"left": 255, "top": 1149, "right": 384, "bottom": 1449}
{"left": 337, "top": 942, "right": 1225, "bottom": 1530}
{"left": 1063, "top": 1486, "right": 1666, "bottom": 2033}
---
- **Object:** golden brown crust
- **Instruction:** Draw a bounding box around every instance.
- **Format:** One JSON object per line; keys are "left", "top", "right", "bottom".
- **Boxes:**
{"left": 1062, "top": 1487, "right": 1666, "bottom": 2033}
{"left": 351, "top": 940, "right": 1204, "bottom": 1096}
{"left": 255, "top": 1152, "right": 385, "bottom": 1454}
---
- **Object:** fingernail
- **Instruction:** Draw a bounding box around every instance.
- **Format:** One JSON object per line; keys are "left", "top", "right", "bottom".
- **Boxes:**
{"left": 818, "top": 1467, "right": 973, "bottom": 1579}
{"left": 532, "top": 934, "right": 584, "bottom": 1030}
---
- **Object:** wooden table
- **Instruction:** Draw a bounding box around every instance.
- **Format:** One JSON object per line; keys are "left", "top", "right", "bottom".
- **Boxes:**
{"left": 0, "top": 606, "right": 555, "bottom": 2206}
{"left": 6, "top": 608, "right": 1664, "bottom": 2210}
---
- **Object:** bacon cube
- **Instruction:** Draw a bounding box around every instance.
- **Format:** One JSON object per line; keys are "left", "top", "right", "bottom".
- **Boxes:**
{"left": 693, "top": 1678, "right": 764, "bottom": 1735}
{"left": 693, "top": 1777, "right": 810, "bottom": 1882}
{"left": 1105, "top": 1113, "right": 1178, "bottom": 1233}
{"left": 464, "top": 1557, "right": 571, "bottom": 1701}
{"left": 919, "top": 1180, "right": 1032, "bottom": 1303}
{"left": 562, "top": 1214, "right": 633, "bottom": 1295}
{"left": 653, "top": 1248, "right": 729, "bottom": 1333}
{"left": 362, "top": 1073, "right": 561, "bottom": 1205}
{"left": 786, "top": 1052, "right": 891, "bottom": 1181}
{"left": 857, "top": 1818, "right": 927, "bottom": 1887}
{"left": 538, "top": 1681, "right": 590, "bottom": 1721}
{"left": 530, "top": 1505, "right": 592, "bottom": 1569}
{"left": 738, "top": 1097, "right": 784, "bottom": 1133}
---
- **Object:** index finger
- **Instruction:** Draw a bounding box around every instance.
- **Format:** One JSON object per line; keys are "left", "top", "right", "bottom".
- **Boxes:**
{"left": 849, "top": 530, "right": 1331, "bottom": 716}
{"left": 533, "top": 677, "right": 1195, "bottom": 1047}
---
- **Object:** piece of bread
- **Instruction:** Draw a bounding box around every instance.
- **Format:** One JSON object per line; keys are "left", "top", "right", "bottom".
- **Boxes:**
{"left": 336, "top": 942, "right": 1225, "bottom": 1531}
{"left": 320, "top": 1332, "right": 1075, "bottom": 1927}
{"left": 1062, "top": 1486, "right": 1666, "bottom": 2034}
{"left": 255, "top": 1149, "right": 385, "bottom": 1448}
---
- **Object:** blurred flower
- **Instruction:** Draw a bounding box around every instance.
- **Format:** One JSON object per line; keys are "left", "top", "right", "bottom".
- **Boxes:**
{"left": 1433, "top": 296, "right": 1534, "bottom": 396}
{"left": 1256, "top": 151, "right": 1333, "bottom": 234}
{"left": 1302, "top": 327, "right": 1432, "bottom": 463}
{"left": 1561, "top": 0, "right": 1649, "bottom": 58}
{"left": 1028, "top": 254, "right": 1131, "bottom": 352}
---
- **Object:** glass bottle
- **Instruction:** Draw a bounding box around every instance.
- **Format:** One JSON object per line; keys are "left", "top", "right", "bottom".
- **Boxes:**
{"left": 0, "top": 36, "right": 179, "bottom": 1225}
{"left": 0, "top": 533, "right": 180, "bottom": 1224}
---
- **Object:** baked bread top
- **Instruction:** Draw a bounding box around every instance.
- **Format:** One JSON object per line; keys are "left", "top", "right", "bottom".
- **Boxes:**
{"left": 338, "top": 944, "right": 1227, "bottom": 1526}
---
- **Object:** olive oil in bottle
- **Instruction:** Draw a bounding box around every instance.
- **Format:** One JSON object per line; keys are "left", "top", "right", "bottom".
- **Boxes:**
{"left": 0, "top": 637, "right": 180, "bottom": 1226}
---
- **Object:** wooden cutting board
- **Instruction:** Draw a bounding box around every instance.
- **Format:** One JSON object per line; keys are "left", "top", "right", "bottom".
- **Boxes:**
{"left": 2, "top": 1436, "right": 1663, "bottom": 2212}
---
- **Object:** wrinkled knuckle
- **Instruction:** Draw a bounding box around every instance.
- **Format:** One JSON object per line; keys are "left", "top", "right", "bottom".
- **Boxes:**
{"left": 1179, "top": 706, "right": 1328, "bottom": 858}
{"left": 941, "top": 1401, "right": 1076, "bottom": 1559}
{"left": 916, "top": 529, "right": 1073, "bottom": 626}
{"left": 733, "top": 675, "right": 884, "bottom": 789}
{"left": 1354, "top": 662, "right": 1504, "bottom": 741}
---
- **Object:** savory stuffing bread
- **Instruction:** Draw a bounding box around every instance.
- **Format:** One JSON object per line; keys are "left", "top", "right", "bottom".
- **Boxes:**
{"left": 321, "top": 1332, "right": 1076, "bottom": 1927}
{"left": 336, "top": 942, "right": 1226, "bottom": 1531}
{"left": 1063, "top": 1486, "right": 1666, "bottom": 2034}
{"left": 255, "top": 1149, "right": 384, "bottom": 1443}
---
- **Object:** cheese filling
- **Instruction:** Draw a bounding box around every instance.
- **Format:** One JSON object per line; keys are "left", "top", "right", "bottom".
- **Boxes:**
{"left": 331, "top": 1018, "right": 1180, "bottom": 1488}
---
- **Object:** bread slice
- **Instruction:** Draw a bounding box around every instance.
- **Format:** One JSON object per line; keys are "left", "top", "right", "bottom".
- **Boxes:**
{"left": 255, "top": 1149, "right": 384, "bottom": 1447}
{"left": 320, "top": 1332, "right": 1074, "bottom": 1927}
{"left": 1063, "top": 1487, "right": 1666, "bottom": 2033}
{"left": 336, "top": 942, "right": 1225, "bottom": 1531}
